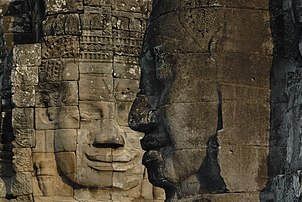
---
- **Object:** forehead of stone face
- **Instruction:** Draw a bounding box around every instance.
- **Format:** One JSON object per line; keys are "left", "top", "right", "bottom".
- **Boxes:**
{"left": 145, "top": 6, "right": 224, "bottom": 54}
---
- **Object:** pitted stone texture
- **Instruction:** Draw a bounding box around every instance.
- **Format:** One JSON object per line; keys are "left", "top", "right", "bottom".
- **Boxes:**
{"left": 54, "top": 129, "right": 77, "bottom": 152}
{"left": 2, "top": 14, "right": 32, "bottom": 33}
{"left": 12, "top": 172, "right": 33, "bottom": 196}
{"left": 12, "top": 108, "right": 34, "bottom": 129}
{"left": 12, "top": 85, "right": 35, "bottom": 107}
{"left": 43, "top": 14, "right": 81, "bottom": 36}
{"left": 12, "top": 66, "right": 38, "bottom": 86}
{"left": 113, "top": 79, "right": 139, "bottom": 101}
{"left": 13, "top": 129, "right": 36, "bottom": 148}
{"left": 79, "top": 74, "right": 113, "bottom": 101}
{"left": 39, "top": 59, "right": 79, "bottom": 82}
{"left": 45, "top": 0, "right": 83, "bottom": 15}
{"left": 12, "top": 148, "right": 33, "bottom": 172}
{"left": 13, "top": 44, "right": 41, "bottom": 67}
{"left": 42, "top": 36, "right": 79, "bottom": 59}
{"left": 35, "top": 81, "right": 78, "bottom": 107}
{"left": 33, "top": 130, "right": 55, "bottom": 153}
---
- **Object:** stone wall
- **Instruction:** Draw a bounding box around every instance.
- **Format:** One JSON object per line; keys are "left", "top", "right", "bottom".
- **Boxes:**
{"left": 0, "top": 0, "right": 165, "bottom": 201}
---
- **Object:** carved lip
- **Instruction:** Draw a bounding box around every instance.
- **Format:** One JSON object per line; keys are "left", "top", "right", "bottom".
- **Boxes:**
{"left": 85, "top": 150, "right": 137, "bottom": 172}
{"left": 141, "top": 131, "right": 168, "bottom": 150}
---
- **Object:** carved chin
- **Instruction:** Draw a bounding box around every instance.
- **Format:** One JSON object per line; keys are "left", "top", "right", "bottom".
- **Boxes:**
{"left": 142, "top": 150, "right": 177, "bottom": 189}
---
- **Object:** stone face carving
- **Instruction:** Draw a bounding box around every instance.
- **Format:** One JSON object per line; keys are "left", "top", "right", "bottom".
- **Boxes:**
{"left": 0, "top": 0, "right": 165, "bottom": 201}
{"left": 129, "top": 0, "right": 272, "bottom": 201}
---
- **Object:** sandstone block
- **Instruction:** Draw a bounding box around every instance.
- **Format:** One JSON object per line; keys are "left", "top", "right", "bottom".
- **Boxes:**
{"left": 2, "top": 14, "right": 31, "bottom": 33}
{"left": 36, "top": 81, "right": 78, "bottom": 107}
{"left": 39, "top": 59, "right": 79, "bottom": 82}
{"left": 12, "top": 66, "right": 38, "bottom": 86}
{"left": 219, "top": 101, "right": 270, "bottom": 146}
{"left": 79, "top": 74, "right": 113, "bottom": 101}
{"left": 113, "top": 78, "right": 139, "bottom": 101}
{"left": 116, "top": 101, "right": 134, "bottom": 126}
{"left": 218, "top": 145, "right": 268, "bottom": 192}
{"left": 79, "top": 62, "right": 112, "bottom": 74}
{"left": 54, "top": 129, "right": 77, "bottom": 152}
{"left": 12, "top": 148, "right": 33, "bottom": 172}
{"left": 113, "top": 62, "right": 140, "bottom": 80}
{"left": 12, "top": 85, "right": 35, "bottom": 107}
{"left": 217, "top": 53, "right": 272, "bottom": 88}
{"left": 33, "top": 130, "right": 55, "bottom": 153}
{"left": 79, "top": 101, "right": 114, "bottom": 120}
{"left": 13, "top": 129, "right": 36, "bottom": 148}
{"left": 13, "top": 44, "right": 41, "bottom": 66}
{"left": 12, "top": 108, "right": 34, "bottom": 129}
{"left": 35, "top": 108, "right": 55, "bottom": 130}
{"left": 45, "top": 0, "right": 83, "bottom": 15}
{"left": 42, "top": 36, "right": 79, "bottom": 59}
{"left": 222, "top": 9, "right": 271, "bottom": 54}
{"left": 12, "top": 172, "right": 33, "bottom": 196}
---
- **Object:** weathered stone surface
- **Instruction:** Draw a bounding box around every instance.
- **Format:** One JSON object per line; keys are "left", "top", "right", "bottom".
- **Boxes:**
{"left": 0, "top": 0, "right": 164, "bottom": 201}
{"left": 113, "top": 62, "right": 140, "bottom": 80}
{"left": 128, "top": 1, "right": 271, "bottom": 201}
{"left": 33, "top": 130, "right": 54, "bottom": 153}
{"left": 79, "top": 62, "right": 112, "bottom": 74}
{"left": 12, "top": 66, "right": 38, "bottom": 86}
{"left": 12, "top": 85, "right": 35, "bottom": 107}
{"left": 2, "top": 14, "right": 32, "bottom": 33}
{"left": 35, "top": 107, "right": 79, "bottom": 129}
{"left": 12, "top": 172, "right": 33, "bottom": 196}
{"left": 79, "top": 74, "right": 113, "bottom": 101}
{"left": 116, "top": 102, "right": 133, "bottom": 126}
{"left": 43, "top": 14, "right": 81, "bottom": 36}
{"left": 219, "top": 145, "right": 268, "bottom": 192}
{"left": 79, "top": 101, "right": 114, "bottom": 120}
{"left": 13, "top": 129, "right": 36, "bottom": 148}
{"left": 113, "top": 79, "right": 139, "bottom": 101}
{"left": 12, "top": 148, "right": 33, "bottom": 172}
{"left": 218, "top": 101, "right": 270, "bottom": 146}
{"left": 13, "top": 44, "right": 41, "bottom": 66}
{"left": 74, "top": 188, "right": 111, "bottom": 201}
{"left": 39, "top": 59, "right": 79, "bottom": 82}
{"left": 42, "top": 36, "right": 79, "bottom": 59}
{"left": 35, "top": 81, "right": 78, "bottom": 107}
{"left": 54, "top": 129, "right": 77, "bottom": 152}
{"left": 45, "top": 0, "right": 83, "bottom": 15}
{"left": 12, "top": 108, "right": 34, "bottom": 129}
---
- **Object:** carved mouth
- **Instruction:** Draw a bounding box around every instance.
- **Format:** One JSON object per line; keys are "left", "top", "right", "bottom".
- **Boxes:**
{"left": 85, "top": 150, "right": 137, "bottom": 172}
{"left": 141, "top": 131, "right": 169, "bottom": 150}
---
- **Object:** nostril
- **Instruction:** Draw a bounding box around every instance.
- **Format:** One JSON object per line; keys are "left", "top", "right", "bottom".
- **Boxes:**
{"left": 93, "top": 135, "right": 125, "bottom": 148}
{"left": 93, "top": 143, "right": 123, "bottom": 149}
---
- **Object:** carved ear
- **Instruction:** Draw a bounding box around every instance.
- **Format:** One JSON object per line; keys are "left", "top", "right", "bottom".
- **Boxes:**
{"left": 39, "top": 108, "right": 56, "bottom": 124}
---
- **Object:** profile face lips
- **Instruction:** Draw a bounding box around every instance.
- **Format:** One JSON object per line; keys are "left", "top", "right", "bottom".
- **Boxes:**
{"left": 140, "top": 130, "right": 169, "bottom": 150}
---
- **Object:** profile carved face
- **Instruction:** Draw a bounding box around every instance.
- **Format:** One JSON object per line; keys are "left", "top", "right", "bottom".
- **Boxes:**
{"left": 128, "top": 5, "right": 224, "bottom": 200}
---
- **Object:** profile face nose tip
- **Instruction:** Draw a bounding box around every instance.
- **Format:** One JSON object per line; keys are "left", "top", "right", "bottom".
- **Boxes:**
{"left": 128, "top": 95, "right": 156, "bottom": 132}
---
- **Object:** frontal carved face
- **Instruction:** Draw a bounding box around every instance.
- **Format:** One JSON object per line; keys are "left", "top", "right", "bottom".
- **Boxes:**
{"left": 129, "top": 8, "right": 221, "bottom": 199}
{"left": 51, "top": 80, "right": 144, "bottom": 189}
{"left": 36, "top": 60, "right": 144, "bottom": 189}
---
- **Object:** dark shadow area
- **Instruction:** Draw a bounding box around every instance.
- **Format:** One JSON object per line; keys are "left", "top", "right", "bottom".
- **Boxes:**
{"left": 261, "top": 0, "right": 302, "bottom": 201}
{"left": 197, "top": 87, "right": 227, "bottom": 194}
{"left": 0, "top": 0, "right": 44, "bottom": 199}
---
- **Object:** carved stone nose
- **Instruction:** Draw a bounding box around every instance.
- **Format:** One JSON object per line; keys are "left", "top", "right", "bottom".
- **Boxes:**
{"left": 128, "top": 95, "right": 159, "bottom": 132}
{"left": 93, "top": 119, "right": 125, "bottom": 148}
